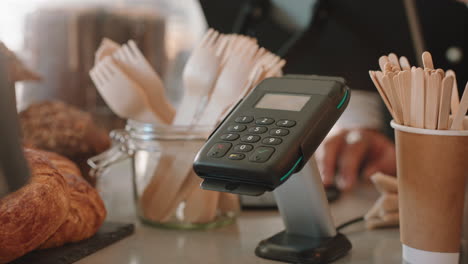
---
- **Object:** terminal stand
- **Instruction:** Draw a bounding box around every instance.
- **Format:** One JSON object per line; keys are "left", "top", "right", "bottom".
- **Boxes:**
{"left": 255, "top": 157, "right": 351, "bottom": 263}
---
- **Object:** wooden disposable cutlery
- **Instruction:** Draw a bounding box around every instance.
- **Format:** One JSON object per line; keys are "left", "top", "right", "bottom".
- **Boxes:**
{"left": 438, "top": 76, "right": 454, "bottom": 130}
{"left": 370, "top": 51, "right": 467, "bottom": 131}
{"left": 113, "top": 40, "right": 175, "bottom": 124}
{"left": 183, "top": 32, "right": 284, "bottom": 223}
{"left": 140, "top": 29, "right": 226, "bottom": 222}
{"left": 399, "top": 56, "right": 411, "bottom": 70}
{"left": 183, "top": 36, "right": 260, "bottom": 223}
{"left": 90, "top": 29, "right": 286, "bottom": 224}
{"left": 95, "top": 38, "right": 119, "bottom": 64}
{"left": 388, "top": 53, "right": 401, "bottom": 71}
{"left": 382, "top": 73, "right": 404, "bottom": 124}
{"left": 90, "top": 57, "right": 160, "bottom": 124}
{"left": 172, "top": 29, "right": 224, "bottom": 127}
{"left": 451, "top": 82, "right": 468, "bottom": 130}
{"left": 446, "top": 70, "right": 460, "bottom": 115}
{"left": 425, "top": 72, "right": 441, "bottom": 129}
{"left": 410, "top": 67, "right": 425, "bottom": 128}
{"left": 398, "top": 70, "right": 412, "bottom": 125}
{"left": 422, "top": 51, "right": 434, "bottom": 69}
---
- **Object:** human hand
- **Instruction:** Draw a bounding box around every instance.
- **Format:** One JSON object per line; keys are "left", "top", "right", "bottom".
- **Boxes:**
{"left": 316, "top": 128, "right": 396, "bottom": 190}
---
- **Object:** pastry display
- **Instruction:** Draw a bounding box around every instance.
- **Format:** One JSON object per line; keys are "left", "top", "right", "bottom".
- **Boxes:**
{"left": 38, "top": 151, "right": 106, "bottom": 249}
{"left": 0, "top": 148, "right": 69, "bottom": 263}
{"left": 19, "top": 101, "right": 111, "bottom": 185}
{"left": 0, "top": 148, "right": 106, "bottom": 263}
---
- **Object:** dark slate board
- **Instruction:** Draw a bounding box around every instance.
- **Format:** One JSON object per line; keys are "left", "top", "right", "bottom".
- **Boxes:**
{"left": 11, "top": 222, "right": 135, "bottom": 264}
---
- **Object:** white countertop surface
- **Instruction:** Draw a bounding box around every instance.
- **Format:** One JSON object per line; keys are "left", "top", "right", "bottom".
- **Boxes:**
{"left": 75, "top": 160, "right": 403, "bottom": 264}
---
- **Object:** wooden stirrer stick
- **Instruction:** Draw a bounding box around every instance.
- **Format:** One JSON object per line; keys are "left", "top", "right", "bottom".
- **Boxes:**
{"left": 422, "top": 51, "right": 434, "bottom": 69}
{"left": 435, "top": 69, "right": 444, "bottom": 79}
{"left": 398, "top": 70, "right": 412, "bottom": 125}
{"left": 425, "top": 72, "right": 441, "bottom": 129}
{"left": 379, "top": 56, "right": 389, "bottom": 71}
{"left": 369, "top": 71, "right": 396, "bottom": 119}
{"left": 451, "top": 81, "right": 468, "bottom": 130}
{"left": 410, "top": 67, "right": 425, "bottom": 128}
{"left": 393, "top": 75, "right": 407, "bottom": 124}
{"left": 438, "top": 76, "right": 454, "bottom": 130}
{"left": 399, "top": 56, "right": 411, "bottom": 70}
{"left": 382, "top": 72, "right": 404, "bottom": 124}
{"left": 388, "top": 53, "right": 401, "bottom": 70}
{"left": 446, "top": 70, "right": 460, "bottom": 115}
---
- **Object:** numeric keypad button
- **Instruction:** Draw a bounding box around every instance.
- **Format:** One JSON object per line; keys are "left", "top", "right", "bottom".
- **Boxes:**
{"left": 234, "top": 144, "right": 254, "bottom": 152}
{"left": 207, "top": 143, "right": 232, "bottom": 158}
{"left": 262, "top": 137, "right": 282, "bottom": 145}
{"left": 227, "top": 124, "right": 247, "bottom": 132}
{"left": 277, "top": 120, "right": 296, "bottom": 128}
{"left": 248, "top": 126, "right": 268, "bottom": 134}
{"left": 220, "top": 133, "right": 240, "bottom": 141}
{"left": 235, "top": 116, "right": 254, "bottom": 124}
{"left": 228, "top": 153, "right": 245, "bottom": 160}
{"left": 270, "top": 128, "right": 289, "bottom": 136}
{"left": 255, "top": 117, "right": 275, "bottom": 125}
{"left": 241, "top": 135, "right": 261, "bottom": 143}
{"left": 249, "top": 147, "right": 275, "bottom": 163}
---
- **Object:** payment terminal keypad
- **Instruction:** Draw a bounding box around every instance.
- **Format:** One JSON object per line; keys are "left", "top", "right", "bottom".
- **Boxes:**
{"left": 241, "top": 135, "right": 261, "bottom": 143}
{"left": 228, "top": 153, "right": 246, "bottom": 160}
{"left": 255, "top": 117, "right": 275, "bottom": 125}
{"left": 269, "top": 128, "right": 289, "bottom": 136}
{"left": 249, "top": 147, "right": 275, "bottom": 163}
{"left": 235, "top": 116, "right": 254, "bottom": 123}
{"left": 234, "top": 144, "right": 254, "bottom": 152}
{"left": 262, "top": 137, "right": 282, "bottom": 145}
{"left": 220, "top": 133, "right": 240, "bottom": 141}
{"left": 248, "top": 126, "right": 268, "bottom": 134}
{"left": 276, "top": 120, "right": 296, "bottom": 127}
{"left": 207, "top": 116, "right": 296, "bottom": 163}
{"left": 207, "top": 143, "right": 232, "bottom": 158}
{"left": 228, "top": 125, "right": 247, "bottom": 132}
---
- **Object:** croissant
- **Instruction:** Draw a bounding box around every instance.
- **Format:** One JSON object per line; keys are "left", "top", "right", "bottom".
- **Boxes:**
{"left": 38, "top": 151, "right": 106, "bottom": 249}
{"left": 0, "top": 149, "right": 107, "bottom": 263}
{"left": 0, "top": 149, "right": 70, "bottom": 263}
{"left": 20, "top": 101, "right": 111, "bottom": 185}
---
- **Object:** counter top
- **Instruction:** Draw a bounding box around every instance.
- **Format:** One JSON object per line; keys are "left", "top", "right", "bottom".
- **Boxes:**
{"left": 76, "top": 161, "right": 402, "bottom": 264}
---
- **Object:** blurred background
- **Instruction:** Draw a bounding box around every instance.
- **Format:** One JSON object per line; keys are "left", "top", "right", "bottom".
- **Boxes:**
{"left": 0, "top": 0, "right": 207, "bottom": 128}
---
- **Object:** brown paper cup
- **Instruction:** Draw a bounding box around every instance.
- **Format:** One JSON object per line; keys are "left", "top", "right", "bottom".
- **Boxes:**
{"left": 391, "top": 121, "right": 468, "bottom": 263}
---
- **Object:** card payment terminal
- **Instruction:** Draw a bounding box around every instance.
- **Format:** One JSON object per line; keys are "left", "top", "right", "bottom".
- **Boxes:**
{"left": 193, "top": 75, "right": 350, "bottom": 196}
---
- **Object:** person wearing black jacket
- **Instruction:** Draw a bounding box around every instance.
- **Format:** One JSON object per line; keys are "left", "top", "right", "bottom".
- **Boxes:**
{"left": 199, "top": 0, "right": 467, "bottom": 190}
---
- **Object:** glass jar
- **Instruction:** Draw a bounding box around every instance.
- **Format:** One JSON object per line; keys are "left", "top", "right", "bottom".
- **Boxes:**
{"left": 89, "top": 120, "right": 240, "bottom": 230}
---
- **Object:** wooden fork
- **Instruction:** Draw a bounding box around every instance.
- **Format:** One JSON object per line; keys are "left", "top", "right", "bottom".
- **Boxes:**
{"left": 113, "top": 40, "right": 175, "bottom": 124}
{"left": 95, "top": 38, "right": 120, "bottom": 64}
{"left": 89, "top": 57, "right": 160, "bottom": 124}
{"left": 183, "top": 36, "right": 260, "bottom": 223}
{"left": 141, "top": 30, "right": 226, "bottom": 223}
{"left": 173, "top": 29, "right": 224, "bottom": 127}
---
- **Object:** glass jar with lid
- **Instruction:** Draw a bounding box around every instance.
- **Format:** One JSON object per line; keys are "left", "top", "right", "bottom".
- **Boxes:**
{"left": 89, "top": 120, "right": 240, "bottom": 230}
